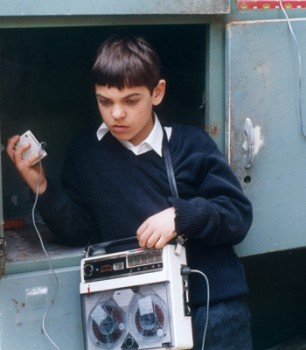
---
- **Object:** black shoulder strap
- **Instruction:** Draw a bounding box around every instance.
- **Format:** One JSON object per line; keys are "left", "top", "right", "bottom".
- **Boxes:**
{"left": 162, "top": 128, "right": 187, "bottom": 253}
{"left": 162, "top": 128, "right": 179, "bottom": 199}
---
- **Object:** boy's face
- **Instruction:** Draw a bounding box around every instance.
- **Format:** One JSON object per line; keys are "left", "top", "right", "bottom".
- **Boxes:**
{"left": 95, "top": 80, "right": 165, "bottom": 145}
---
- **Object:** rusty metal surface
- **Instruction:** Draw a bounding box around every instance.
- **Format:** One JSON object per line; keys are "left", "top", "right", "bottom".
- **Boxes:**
{"left": 4, "top": 224, "right": 83, "bottom": 273}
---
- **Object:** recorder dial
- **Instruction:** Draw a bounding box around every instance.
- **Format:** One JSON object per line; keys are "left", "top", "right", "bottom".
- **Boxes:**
{"left": 84, "top": 263, "right": 94, "bottom": 278}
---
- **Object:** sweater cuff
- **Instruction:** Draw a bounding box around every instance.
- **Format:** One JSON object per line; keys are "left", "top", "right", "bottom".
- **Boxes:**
{"left": 169, "top": 197, "right": 218, "bottom": 239}
{"left": 37, "top": 179, "right": 60, "bottom": 211}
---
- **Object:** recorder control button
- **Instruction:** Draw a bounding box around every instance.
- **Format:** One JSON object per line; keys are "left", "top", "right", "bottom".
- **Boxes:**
{"left": 84, "top": 264, "right": 94, "bottom": 277}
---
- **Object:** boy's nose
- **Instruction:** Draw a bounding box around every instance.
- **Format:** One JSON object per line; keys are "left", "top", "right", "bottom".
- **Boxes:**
{"left": 112, "top": 105, "right": 126, "bottom": 119}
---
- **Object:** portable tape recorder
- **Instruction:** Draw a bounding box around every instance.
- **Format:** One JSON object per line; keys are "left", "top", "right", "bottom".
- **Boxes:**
{"left": 80, "top": 242, "right": 193, "bottom": 349}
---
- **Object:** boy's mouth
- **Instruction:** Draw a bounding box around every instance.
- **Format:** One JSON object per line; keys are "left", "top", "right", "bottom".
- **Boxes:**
{"left": 112, "top": 125, "right": 128, "bottom": 133}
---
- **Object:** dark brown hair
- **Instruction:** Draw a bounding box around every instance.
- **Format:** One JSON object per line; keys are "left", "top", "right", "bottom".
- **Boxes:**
{"left": 91, "top": 35, "right": 161, "bottom": 94}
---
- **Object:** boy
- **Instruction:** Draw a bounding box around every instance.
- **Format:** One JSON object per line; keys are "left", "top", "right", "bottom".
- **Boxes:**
{"left": 7, "top": 35, "right": 253, "bottom": 349}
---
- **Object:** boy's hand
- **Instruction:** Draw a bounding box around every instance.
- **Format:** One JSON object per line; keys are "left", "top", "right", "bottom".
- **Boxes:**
{"left": 136, "top": 207, "right": 177, "bottom": 249}
{"left": 6, "top": 135, "right": 47, "bottom": 195}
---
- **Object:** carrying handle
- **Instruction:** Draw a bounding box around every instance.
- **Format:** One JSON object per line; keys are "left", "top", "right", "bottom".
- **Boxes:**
{"left": 85, "top": 237, "right": 137, "bottom": 257}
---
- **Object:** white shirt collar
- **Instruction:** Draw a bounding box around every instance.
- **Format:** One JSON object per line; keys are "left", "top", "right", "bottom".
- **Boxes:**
{"left": 96, "top": 122, "right": 109, "bottom": 141}
{"left": 96, "top": 114, "right": 171, "bottom": 157}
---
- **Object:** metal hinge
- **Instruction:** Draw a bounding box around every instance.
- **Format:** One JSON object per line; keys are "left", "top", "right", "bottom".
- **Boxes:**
{"left": 0, "top": 237, "right": 5, "bottom": 277}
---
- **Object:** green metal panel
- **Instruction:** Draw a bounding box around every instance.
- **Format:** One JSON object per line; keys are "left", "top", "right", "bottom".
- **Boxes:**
{"left": 0, "top": 266, "right": 85, "bottom": 349}
{"left": 0, "top": 0, "right": 230, "bottom": 16}
{"left": 226, "top": 18, "right": 306, "bottom": 256}
{"left": 205, "top": 18, "right": 226, "bottom": 151}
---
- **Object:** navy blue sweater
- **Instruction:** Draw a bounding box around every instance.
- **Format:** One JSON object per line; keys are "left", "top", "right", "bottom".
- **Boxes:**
{"left": 37, "top": 124, "right": 252, "bottom": 305}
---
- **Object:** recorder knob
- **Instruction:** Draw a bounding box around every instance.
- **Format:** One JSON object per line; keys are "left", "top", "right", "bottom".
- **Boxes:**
{"left": 84, "top": 264, "right": 94, "bottom": 278}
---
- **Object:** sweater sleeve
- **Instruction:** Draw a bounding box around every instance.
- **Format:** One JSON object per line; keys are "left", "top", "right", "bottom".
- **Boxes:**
{"left": 170, "top": 143, "right": 252, "bottom": 246}
{"left": 37, "top": 145, "right": 98, "bottom": 246}
{"left": 37, "top": 180, "right": 95, "bottom": 246}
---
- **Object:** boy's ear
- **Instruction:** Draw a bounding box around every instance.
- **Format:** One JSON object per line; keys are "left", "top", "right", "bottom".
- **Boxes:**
{"left": 152, "top": 79, "right": 166, "bottom": 106}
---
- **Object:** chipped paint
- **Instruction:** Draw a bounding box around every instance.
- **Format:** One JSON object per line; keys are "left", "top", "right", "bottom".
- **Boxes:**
{"left": 243, "top": 119, "right": 264, "bottom": 168}
{"left": 208, "top": 122, "right": 220, "bottom": 137}
{"left": 26, "top": 286, "right": 48, "bottom": 297}
{"left": 253, "top": 125, "right": 264, "bottom": 155}
{"left": 26, "top": 286, "right": 48, "bottom": 309}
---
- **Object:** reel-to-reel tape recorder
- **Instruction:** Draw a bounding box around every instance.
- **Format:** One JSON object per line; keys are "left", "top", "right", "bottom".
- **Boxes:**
{"left": 80, "top": 244, "right": 193, "bottom": 349}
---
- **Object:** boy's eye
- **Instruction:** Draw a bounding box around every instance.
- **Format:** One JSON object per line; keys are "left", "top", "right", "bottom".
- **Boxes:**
{"left": 98, "top": 99, "right": 111, "bottom": 106}
{"left": 126, "top": 99, "right": 139, "bottom": 105}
